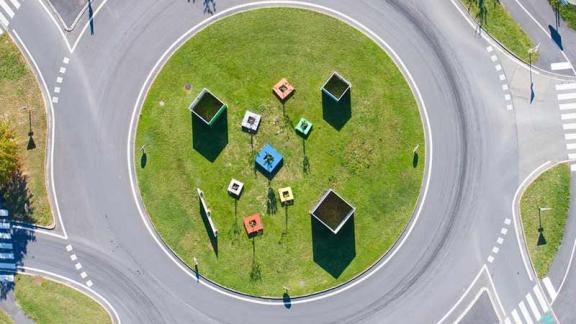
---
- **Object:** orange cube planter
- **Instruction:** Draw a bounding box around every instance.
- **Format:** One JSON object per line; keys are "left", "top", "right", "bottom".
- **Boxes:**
{"left": 243, "top": 213, "right": 263, "bottom": 237}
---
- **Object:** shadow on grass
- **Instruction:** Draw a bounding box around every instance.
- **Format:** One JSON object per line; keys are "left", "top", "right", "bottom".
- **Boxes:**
{"left": 198, "top": 202, "right": 218, "bottom": 257}
{"left": 0, "top": 170, "right": 37, "bottom": 298}
{"left": 322, "top": 89, "right": 351, "bottom": 131}
{"left": 412, "top": 152, "right": 419, "bottom": 168}
{"left": 311, "top": 216, "right": 355, "bottom": 278}
{"left": 140, "top": 152, "right": 147, "bottom": 169}
{"left": 267, "top": 187, "right": 277, "bottom": 215}
{"left": 192, "top": 110, "right": 228, "bottom": 162}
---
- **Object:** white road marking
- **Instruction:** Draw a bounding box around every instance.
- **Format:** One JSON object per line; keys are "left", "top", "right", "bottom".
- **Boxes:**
{"left": 569, "top": 153, "right": 576, "bottom": 160}
{"left": 501, "top": 228, "right": 508, "bottom": 235}
{"left": 7, "top": 0, "right": 18, "bottom": 9}
{"left": 0, "top": 243, "right": 13, "bottom": 250}
{"left": 562, "top": 113, "right": 576, "bottom": 120}
{"left": 70, "top": 254, "right": 77, "bottom": 261}
{"left": 0, "top": 253, "right": 13, "bottom": 259}
{"left": 52, "top": 97, "right": 58, "bottom": 104}
{"left": 0, "top": 263, "right": 15, "bottom": 270}
{"left": 533, "top": 285, "right": 549, "bottom": 312}
{"left": 0, "top": 0, "right": 15, "bottom": 18}
{"left": 556, "top": 83, "right": 576, "bottom": 91}
{"left": 571, "top": 164, "right": 576, "bottom": 172}
{"left": 499, "top": 74, "right": 506, "bottom": 81}
{"left": 542, "top": 277, "right": 558, "bottom": 301}
{"left": 0, "top": 223, "right": 10, "bottom": 230}
{"left": 487, "top": 255, "right": 494, "bottom": 263}
{"left": 526, "top": 293, "right": 541, "bottom": 321}
{"left": 54, "top": 87, "right": 60, "bottom": 93}
{"left": 511, "top": 309, "right": 522, "bottom": 324}
{"left": 565, "top": 133, "right": 576, "bottom": 140}
{"left": 507, "top": 104, "right": 513, "bottom": 111}
{"left": 80, "top": 272, "right": 87, "bottom": 279}
{"left": 0, "top": 233, "right": 11, "bottom": 240}
{"left": 519, "top": 301, "right": 534, "bottom": 324}
{"left": 504, "top": 318, "right": 512, "bottom": 324}
{"left": 491, "top": 55, "right": 498, "bottom": 62}
{"left": 0, "top": 274, "right": 14, "bottom": 282}
{"left": 0, "top": 28, "right": 3, "bottom": 36}
{"left": 551, "top": 61, "right": 573, "bottom": 71}
{"left": 0, "top": 11, "right": 9, "bottom": 27}
{"left": 65, "top": 244, "right": 73, "bottom": 252}
{"left": 59, "top": 67, "right": 66, "bottom": 74}
{"left": 505, "top": 94, "right": 512, "bottom": 101}
{"left": 505, "top": 218, "right": 511, "bottom": 225}
{"left": 502, "top": 84, "right": 509, "bottom": 90}
{"left": 567, "top": 143, "right": 576, "bottom": 150}
{"left": 497, "top": 237, "right": 504, "bottom": 244}
{"left": 495, "top": 64, "right": 502, "bottom": 71}
{"left": 56, "top": 76, "right": 63, "bottom": 83}
{"left": 487, "top": 45, "right": 494, "bottom": 52}
{"left": 492, "top": 246, "right": 500, "bottom": 254}
{"left": 74, "top": 263, "right": 82, "bottom": 270}
{"left": 563, "top": 123, "right": 576, "bottom": 130}
{"left": 557, "top": 93, "right": 576, "bottom": 101}
{"left": 560, "top": 103, "right": 576, "bottom": 111}
{"left": 62, "top": 57, "right": 70, "bottom": 64}
{"left": 86, "top": 280, "right": 93, "bottom": 287}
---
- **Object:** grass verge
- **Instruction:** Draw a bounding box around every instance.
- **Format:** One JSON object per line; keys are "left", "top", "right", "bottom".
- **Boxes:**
{"left": 136, "top": 8, "right": 424, "bottom": 296}
{"left": 520, "top": 163, "right": 570, "bottom": 278}
{"left": 0, "top": 309, "right": 13, "bottom": 324}
{"left": 549, "top": 1, "right": 576, "bottom": 31}
{"left": 460, "top": 0, "right": 538, "bottom": 62}
{"left": 14, "top": 275, "right": 111, "bottom": 324}
{"left": 0, "top": 34, "right": 52, "bottom": 226}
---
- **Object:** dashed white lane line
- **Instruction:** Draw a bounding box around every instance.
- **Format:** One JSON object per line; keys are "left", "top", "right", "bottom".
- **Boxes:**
{"left": 486, "top": 45, "right": 494, "bottom": 52}
{"left": 507, "top": 104, "right": 513, "bottom": 111}
{"left": 56, "top": 77, "right": 63, "bottom": 83}
{"left": 62, "top": 57, "right": 70, "bottom": 64}
{"left": 563, "top": 123, "right": 576, "bottom": 130}
{"left": 502, "top": 84, "right": 509, "bottom": 90}
{"left": 59, "top": 67, "right": 66, "bottom": 74}
{"left": 505, "top": 218, "right": 511, "bottom": 225}
{"left": 51, "top": 97, "right": 58, "bottom": 104}
{"left": 70, "top": 254, "right": 77, "bottom": 261}
{"left": 551, "top": 61, "right": 573, "bottom": 71}
{"left": 542, "top": 277, "right": 558, "bottom": 301}
{"left": 533, "top": 285, "right": 549, "bottom": 312}
{"left": 556, "top": 83, "right": 576, "bottom": 91}
{"left": 0, "top": 0, "right": 14, "bottom": 18}
{"left": 497, "top": 237, "right": 504, "bottom": 244}
{"left": 511, "top": 309, "right": 522, "bottom": 324}
{"left": 7, "top": 0, "right": 19, "bottom": 10}
{"left": 491, "top": 246, "right": 500, "bottom": 254}
{"left": 504, "top": 94, "right": 511, "bottom": 101}
{"left": 562, "top": 113, "right": 576, "bottom": 120}
{"left": 560, "top": 102, "right": 576, "bottom": 110}
{"left": 501, "top": 228, "right": 508, "bottom": 235}
{"left": 526, "top": 293, "right": 541, "bottom": 321}
{"left": 499, "top": 74, "right": 506, "bottom": 81}
{"left": 558, "top": 93, "right": 576, "bottom": 101}
{"left": 495, "top": 64, "right": 502, "bottom": 71}
{"left": 518, "top": 301, "right": 534, "bottom": 324}
{"left": 487, "top": 255, "right": 494, "bottom": 263}
{"left": 491, "top": 55, "right": 498, "bottom": 62}
{"left": 86, "top": 280, "right": 93, "bottom": 287}
{"left": 54, "top": 87, "right": 60, "bottom": 93}
{"left": 74, "top": 263, "right": 82, "bottom": 270}
{"left": 80, "top": 272, "right": 87, "bottom": 279}
{"left": 65, "top": 244, "right": 73, "bottom": 252}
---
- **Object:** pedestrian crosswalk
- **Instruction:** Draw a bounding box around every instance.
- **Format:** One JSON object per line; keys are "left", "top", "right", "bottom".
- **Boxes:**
{"left": 0, "top": 208, "right": 16, "bottom": 283}
{"left": 555, "top": 82, "right": 576, "bottom": 169}
{"left": 504, "top": 284, "right": 553, "bottom": 324}
{"left": 551, "top": 61, "right": 573, "bottom": 71}
{"left": 0, "top": 0, "right": 21, "bottom": 36}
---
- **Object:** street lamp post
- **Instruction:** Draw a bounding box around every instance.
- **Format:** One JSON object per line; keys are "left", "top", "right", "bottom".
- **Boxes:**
{"left": 538, "top": 207, "right": 552, "bottom": 230}
{"left": 528, "top": 43, "right": 540, "bottom": 85}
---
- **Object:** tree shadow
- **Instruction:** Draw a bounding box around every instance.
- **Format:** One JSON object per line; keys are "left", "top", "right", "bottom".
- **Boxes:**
{"left": 0, "top": 170, "right": 37, "bottom": 299}
{"left": 322, "top": 90, "right": 351, "bottom": 131}
{"left": 311, "top": 216, "right": 356, "bottom": 278}
{"left": 198, "top": 202, "right": 218, "bottom": 256}
{"left": 192, "top": 110, "right": 228, "bottom": 162}
{"left": 267, "top": 187, "right": 277, "bottom": 215}
{"left": 549, "top": 25, "right": 563, "bottom": 50}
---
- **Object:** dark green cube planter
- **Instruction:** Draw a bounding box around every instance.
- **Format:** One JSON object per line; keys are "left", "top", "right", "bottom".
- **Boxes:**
{"left": 189, "top": 88, "right": 227, "bottom": 126}
{"left": 321, "top": 72, "right": 351, "bottom": 102}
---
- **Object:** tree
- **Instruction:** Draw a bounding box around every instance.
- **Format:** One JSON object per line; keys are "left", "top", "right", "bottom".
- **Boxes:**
{"left": 0, "top": 121, "right": 19, "bottom": 186}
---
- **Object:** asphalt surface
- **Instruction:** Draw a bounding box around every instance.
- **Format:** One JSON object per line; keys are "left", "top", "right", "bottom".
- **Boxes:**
{"left": 1, "top": 0, "right": 575, "bottom": 323}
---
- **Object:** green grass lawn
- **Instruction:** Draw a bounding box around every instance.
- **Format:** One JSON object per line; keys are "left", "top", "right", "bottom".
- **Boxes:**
{"left": 460, "top": 0, "right": 537, "bottom": 62}
{"left": 520, "top": 163, "right": 570, "bottom": 278}
{"left": 0, "top": 309, "right": 13, "bottom": 324}
{"left": 549, "top": 1, "right": 576, "bottom": 31}
{"left": 0, "top": 34, "right": 52, "bottom": 226}
{"left": 14, "top": 275, "right": 111, "bottom": 324}
{"left": 136, "top": 8, "right": 424, "bottom": 296}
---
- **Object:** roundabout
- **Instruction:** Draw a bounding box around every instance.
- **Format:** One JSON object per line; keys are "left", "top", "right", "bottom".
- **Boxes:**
{"left": 135, "top": 8, "right": 425, "bottom": 297}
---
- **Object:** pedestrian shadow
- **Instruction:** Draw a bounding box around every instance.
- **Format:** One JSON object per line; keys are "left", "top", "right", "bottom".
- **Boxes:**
{"left": 140, "top": 152, "right": 147, "bottom": 169}
{"left": 283, "top": 292, "right": 292, "bottom": 309}
{"left": 412, "top": 151, "right": 419, "bottom": 168}
{"left": 549, "top": 25, "right": 563, "bottom": 50}
{"left": 311, "top": 216, "right": 356, "bottom": 278}
{"left": 191, "top": 110, "right": 228, "bottom": 162}
{"left": 88, "top": 0, "right": 95, "bottom": 35}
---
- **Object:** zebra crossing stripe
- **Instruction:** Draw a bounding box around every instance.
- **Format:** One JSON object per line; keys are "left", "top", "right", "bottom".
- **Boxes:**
{"left": 556, "top": 83, "right": 576, "bottom": 91}
{"left": 0, "top": 263, "right": 16, "bottom": 270}
{"left": 8, "top": 0, "right": 19, "bottom": 9}
{"left": 533, "top": 285, "right": 549, "bottom": 312}
{"left": 0, "top": 253, "right": 13, "bottom": 260}
{"left": 0, "top": 0, "right": 14, "bottom": 18}
{"left": 560, "top": 103, "right": 576, "bottom": 110}
{"left": 526, "top": 293, "right": 541, "bottom": 320}
{"left": 518, "top": 301, "right": 534, "bottom": 324}
{"left": 511, "top": 309, "right": 522, "bottom": 324}
{"left": 542, "top": 277, "right": 558, "bottom": 301}
{"left": 558, "top": 93, "right": 576, "bottom": 101}
{"left": 0, "top": 243, "right": 13, "bottom": 250}
{"left": 0, "top": 11, "right": 9, "bottom": 27}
